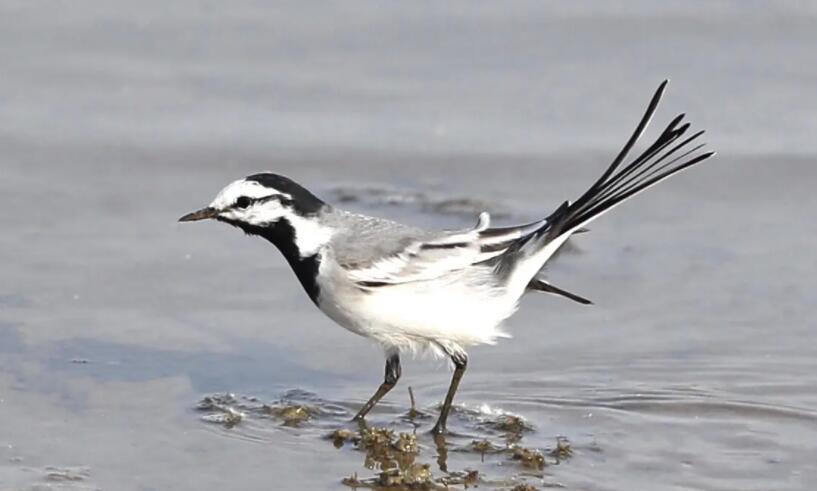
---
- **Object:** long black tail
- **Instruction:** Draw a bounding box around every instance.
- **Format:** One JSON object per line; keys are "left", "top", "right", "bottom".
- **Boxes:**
{"left": 545, "top": 80, "right": 714, "bottom": 239}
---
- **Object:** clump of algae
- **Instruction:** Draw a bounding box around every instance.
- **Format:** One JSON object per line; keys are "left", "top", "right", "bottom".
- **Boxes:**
{"left": 471, "top": 439, "right": 498, "bottom": 454}
{"left": 460, "top": 435, "right": 573, "bottom": 472}
{"left": 330, "top": 399, "right": 572, "bottom": 488}
{"left": 262, "top": 403, "right": 317, "bottom": 427}
{"left": 469, "top": 438, "right": 506, "bottom": 463}
{"left": 197, "top": 394, "right": 244, "bottom": 428}
{"left": 197, "top": 393, "right": 238, "bottom": 411}
{"left": 336, "top": 425, "right": 479, "bottom": 490}
{"left": 548, "top": 436, "right": 573, "bottom": 461}
{"left": 196, "top": 393, "right": 320, "bottom": 428}
{"left": 330, "top": 428, "right": 358, "bottom": 448}
{"left": 488, "top": 414, "right": 533, "bottom": 435}
{"left": 200, "top": 407, "right": 244, "bottom": 428}
{"left": 358, "top": 427, "right": 419, "bottom": 473}
{"left": 477, "top": 413, "right": 534, "bottom": 444}
{"left": 510, "top": 446, "right": 546, "bottom": 470}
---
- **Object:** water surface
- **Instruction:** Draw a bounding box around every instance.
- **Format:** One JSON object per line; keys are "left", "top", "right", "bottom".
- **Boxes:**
{"left": 1, "top": 2, "right": 816, "bottom": 490}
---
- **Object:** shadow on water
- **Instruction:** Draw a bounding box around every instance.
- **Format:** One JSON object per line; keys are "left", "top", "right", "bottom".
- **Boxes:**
{"left": 1, "top": 321, "right": 572, "bottom": 489}
{"left": 0, "top": 322, "right": 342, "bottom": 411}
{"left": 0, "top": 322, "right": 24, "bottom": 353}
{"left": 42, "top": 337, "right": 342, "bottom": 397}
{"left": 0, "top": 293, "right": 28, "bottom": 309}
{"left": 194, "top": 388, "right": 574, "bottom": 490}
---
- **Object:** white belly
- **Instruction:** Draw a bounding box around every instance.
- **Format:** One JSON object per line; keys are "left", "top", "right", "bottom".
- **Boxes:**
{"left": 315, "top": 260, "right": 515, "bottom": 356}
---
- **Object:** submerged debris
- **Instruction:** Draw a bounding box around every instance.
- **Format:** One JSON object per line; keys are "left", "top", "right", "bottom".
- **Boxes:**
{"left": 511, "top": 446, "right": 546, "bottom": 470}
{"left": 479, "top": 413, "right": 534, "bottom": 442}
{"left": 342, "top": 467, "right": 478, "bottom": 490}
{"left": 403, "top": 386, "right": 433, "bottom": 421}
{"left": 377, "top": 463, "right": 433, "bottom": 487}
{"left": 330, "top": 405, "right": 573, "bottom": 488}
{"left": 340, "top": 426, "right": 436, "bottom": 489}
{"left": 548, "top": 437, "right": 573, "bottom": 461}
{"left": 510, "top": 484, "right": 539, "bottom": 491}
{"left": 443, "top": 405, "right": 535, "bottom": 444}
{"left": 437, "top": 469, "right": 480, "bottom": 488}
{"left": 262, "top": 403, "right": 317, "bottom": 426}
{"left": 471, "top": 439, "right": 493, "bottom": 454}
{"left": 196, "top": 392, "right": 320, "bottom": 429}
{"left": 336, "top": 425, "right": 484, "bottom": 490}
{"left": 359, "top": 427, "right": 419, "bottom": 473}
{"left": 193, "top": 391, "right": 576, "bottom": 489}
{"left": 200, "top": 407, "right": 244, "bottom": 428}
{"left": 197, "top": 393, "right": 238, "bottom": 411}
{"left": 460, "top": 436, "right": 572, "bottom": 471}
{"left": 330, "top": 428, "right": 358, "bottom": 448}
{"left": 394, "top": 432, "right": 419, "bottom": 454}
{"left": 470, "top": 439, "right": 504, "bottom": 458}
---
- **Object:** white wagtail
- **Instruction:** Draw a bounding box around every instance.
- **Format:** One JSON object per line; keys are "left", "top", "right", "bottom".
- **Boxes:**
{"left": 180, "top": 81, "right": 713, "bottom": 434}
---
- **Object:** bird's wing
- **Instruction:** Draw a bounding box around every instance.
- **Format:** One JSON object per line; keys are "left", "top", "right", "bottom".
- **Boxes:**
{"left": 335, "top": 210, "right": 580, "bottom": 287}
{"left": 338, "top": 212, "right": 519, "bottom": 286}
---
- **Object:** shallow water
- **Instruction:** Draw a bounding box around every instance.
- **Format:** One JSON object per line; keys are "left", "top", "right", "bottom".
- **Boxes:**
{"left": 2, "top": 2, "right": 817, "bottom": 490}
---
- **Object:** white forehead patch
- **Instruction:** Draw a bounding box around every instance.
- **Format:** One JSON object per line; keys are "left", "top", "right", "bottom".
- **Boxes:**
{"left": 209, "top": 179, "right": 291, "bottom": 210}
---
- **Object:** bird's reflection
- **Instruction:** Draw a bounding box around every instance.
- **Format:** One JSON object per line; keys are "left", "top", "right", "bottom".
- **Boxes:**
{"left": 433, "top": 433, "right": 450, "bottom": 472}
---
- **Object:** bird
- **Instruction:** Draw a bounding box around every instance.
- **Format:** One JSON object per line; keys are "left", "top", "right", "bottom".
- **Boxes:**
{"left": 179, "top": 80, "right": 714, "bottom": 434}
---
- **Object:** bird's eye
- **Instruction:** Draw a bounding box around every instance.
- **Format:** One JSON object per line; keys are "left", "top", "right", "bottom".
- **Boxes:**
{"left": 234, "top": 196, "right": 252, "bottom": 209}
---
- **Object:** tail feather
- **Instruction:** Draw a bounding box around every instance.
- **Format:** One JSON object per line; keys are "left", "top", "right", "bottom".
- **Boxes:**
{"left": 545, "top": 80, "right": 714, "bottom": 239}
{"left": 528, "top": 278, "right": 593, "bottom": 305}
{"left": 499, "top": 80, "right": 714, "bottom": 294}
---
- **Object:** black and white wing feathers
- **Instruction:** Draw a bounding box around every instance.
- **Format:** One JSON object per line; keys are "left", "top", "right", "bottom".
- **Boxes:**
{"left": 336, "top": 212, "right": 575, "bottom": 290}
{"left": 340, "top": 212, "right": 498, "bottom": 287}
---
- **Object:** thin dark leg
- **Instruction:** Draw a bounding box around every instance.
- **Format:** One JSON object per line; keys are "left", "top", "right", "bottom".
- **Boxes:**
{"left": 352, "top": 353, "right": 401, "bottom": 421}
{"left": 431, "top": 352, "right": 468, "bottom": 434}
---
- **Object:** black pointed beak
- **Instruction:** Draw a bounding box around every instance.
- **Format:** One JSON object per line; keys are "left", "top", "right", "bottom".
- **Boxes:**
{"left": 178, "top": 207, "right": 219, "bottom": 222}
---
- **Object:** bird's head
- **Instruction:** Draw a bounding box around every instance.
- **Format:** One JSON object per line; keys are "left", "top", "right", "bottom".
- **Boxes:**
{"left": 180, "top": 173, "right": 331, "bottom": 300}
{"left": 179, "top": 173, "right": 326, "bottom": 231}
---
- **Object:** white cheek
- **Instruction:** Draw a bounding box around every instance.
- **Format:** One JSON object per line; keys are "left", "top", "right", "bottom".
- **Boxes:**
{"left": 244, "top": 203, "right": 284, "bottom": 226}
{"left": 216, "top": 203, "right": 281, "bottom": 225}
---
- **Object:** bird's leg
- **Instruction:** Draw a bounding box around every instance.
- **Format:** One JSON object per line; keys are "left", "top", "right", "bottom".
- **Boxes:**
{"left": 431, "top": 352, "right": 468, "bottom": 434}
{"left": 352, "top": 353, "right": 401, "bottom": 421}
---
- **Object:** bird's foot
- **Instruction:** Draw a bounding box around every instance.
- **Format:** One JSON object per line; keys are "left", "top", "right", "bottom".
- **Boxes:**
{"left": 430, "top": 422, "right": 447, "bottom": 435}
{"left": 350, "top": 414, "right": 371, "bottom": 433}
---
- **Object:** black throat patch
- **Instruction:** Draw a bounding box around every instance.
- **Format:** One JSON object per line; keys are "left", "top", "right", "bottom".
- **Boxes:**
{"left": 219, "top": 217, "right": 321, "bottom": 305}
